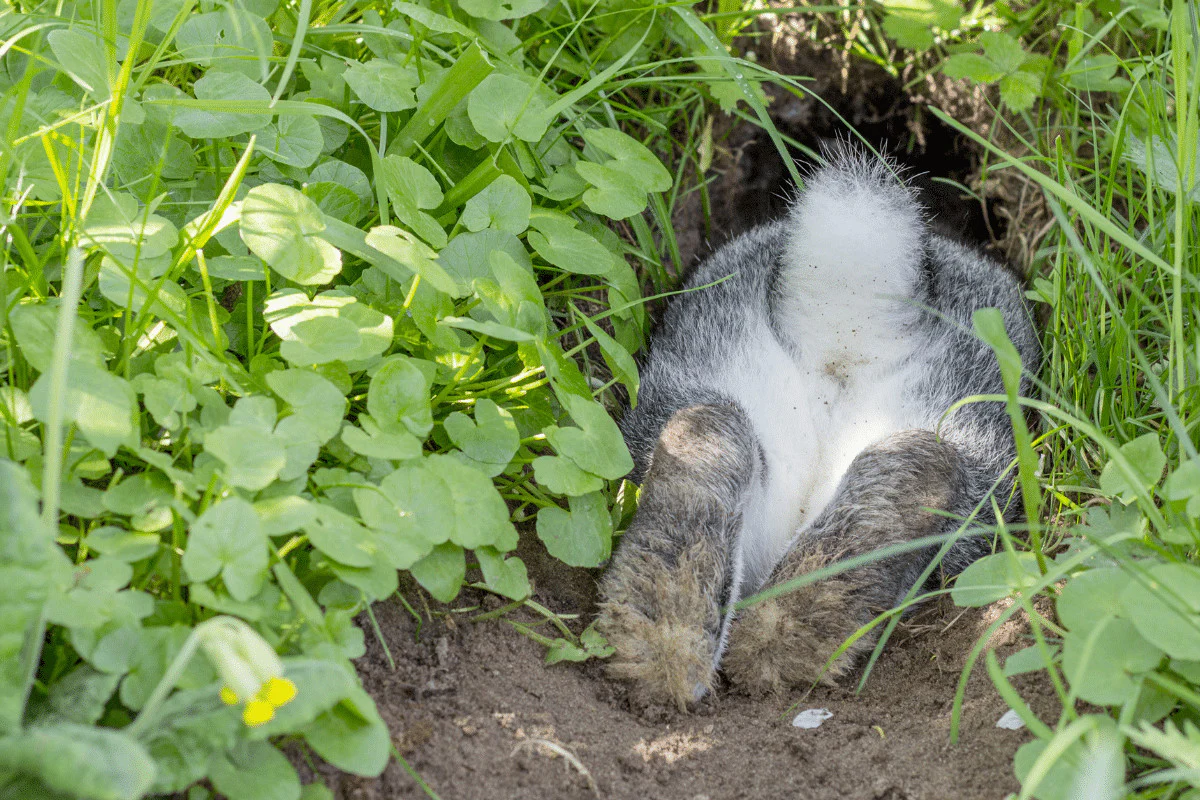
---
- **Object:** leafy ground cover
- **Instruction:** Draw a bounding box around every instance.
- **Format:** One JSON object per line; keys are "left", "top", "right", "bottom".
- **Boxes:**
{"left": 1, "top": 0, "right": 1199, "bottom": 797}
{"left": 0, "top": 0, "right": 734, "bottom": 795}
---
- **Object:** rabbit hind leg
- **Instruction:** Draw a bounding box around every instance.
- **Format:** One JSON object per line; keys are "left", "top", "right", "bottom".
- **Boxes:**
{"left": 596, "top": 403, "right": 760, "bottom": 710}
{"left": 722, "top": 429, "right": 962, "bottom": 695}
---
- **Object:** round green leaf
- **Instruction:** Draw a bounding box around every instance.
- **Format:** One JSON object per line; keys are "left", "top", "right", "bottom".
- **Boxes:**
{"left": 240, "top": 184, "right": 342, "bottom": 285}
{"left": 535, "top": 492, "right": 612, "bottom": 567}
{"left": 203, "top": 424, "right": 287, "bottom": 491}
{"left": 344, "top": 59, "right": 418, "bottom": 112}
{"left": 409, "top": 542, "right": 466, "bottom": 603}
{"left": 444, "top": 399, "right": 519, "bottom": 477}
{"left": 543, "top": 395, "right": 633, "bottom": 480}
{"left": 1121, "top": 563, "right": 1200, "bottom": 659}
{"left": 1061, "top": 616, "right": 1163, "bottom": 704}
{"left": 0, "top": 723, "right": 155, "bottom": 800}
{"left": 461, "top": 175, "right": 531, "bottom": 234}
{"left": 467, "top": 74, "right": 548, "bottom": 143}
{"left": 261, "top": 114, "right": 323, "bottom": 168}
{"left": 182, "top": 497, "right": 269, "bottom": 600}
{"left": 1057, "top": 568, "right": 1131, "bottom": 635}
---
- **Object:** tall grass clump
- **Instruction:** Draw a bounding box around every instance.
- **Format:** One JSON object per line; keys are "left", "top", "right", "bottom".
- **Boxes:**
{"left": 863, "top": 0, "right": 1200, "bottom": 796}
{"left": 0, "top": 0, "right": 759, "bottom": 795}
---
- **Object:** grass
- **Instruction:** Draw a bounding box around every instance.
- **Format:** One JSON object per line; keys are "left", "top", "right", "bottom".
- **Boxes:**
{"left": 0, "top": 0, "right": 1198, "bottom": 797}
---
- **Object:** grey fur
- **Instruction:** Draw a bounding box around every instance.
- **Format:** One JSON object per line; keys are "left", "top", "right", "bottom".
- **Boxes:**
{"left": 596, "top": 147, "right": 1040, "bottom": 709}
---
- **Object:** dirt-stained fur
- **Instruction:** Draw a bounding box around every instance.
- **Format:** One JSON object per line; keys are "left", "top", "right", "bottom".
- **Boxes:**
{"left": 595, "top": 146, "right": 1039, "bottom": 709}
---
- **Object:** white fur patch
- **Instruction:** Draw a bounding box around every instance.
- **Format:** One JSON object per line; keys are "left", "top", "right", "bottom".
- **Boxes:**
{"left": 717, "top": 154, "right": 934, "bottom": 593}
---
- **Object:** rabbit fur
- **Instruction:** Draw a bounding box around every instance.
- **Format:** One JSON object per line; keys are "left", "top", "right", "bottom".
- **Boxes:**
{"left": 595, "top": 146, "right": 1040, "bottom": 710}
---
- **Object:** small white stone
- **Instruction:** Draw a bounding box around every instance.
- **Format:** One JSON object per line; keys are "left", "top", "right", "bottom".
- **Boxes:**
{"left": 996, "top": 709, "right": 1025, "bottom": 730}
{"left": 791, "top": 708, "right": 833, "bottom": 729}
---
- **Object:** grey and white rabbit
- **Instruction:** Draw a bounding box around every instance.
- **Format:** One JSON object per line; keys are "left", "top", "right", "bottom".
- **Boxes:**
{"left": 595, "top": 146, "right": 1040, "bottom": 709}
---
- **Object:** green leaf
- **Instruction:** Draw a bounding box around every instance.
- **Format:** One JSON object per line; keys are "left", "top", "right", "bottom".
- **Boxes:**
{"left": 43, "top": 665, "right": 121, "bottom": 726}
{"left": 30, "top": 361, "right": 137, "bottom": 458}
{"left": 544, "top": 395, "right": 633, "bottom": 480}
{"left": 378, "top": 155, "right": 446, "bottom": 248}
{"left": 458, "top": 0, "right": 547, "bottom": 19}
{"left": 476, "top": 546, "right": 531, "bottom": 600}
{"left": 301, "top": 686, "right": 390, "bottom": 777}
{"left": 260, "top": 115, "right": 324, "bottom": 168}
{"left": 579, "top": 311, "right": 639, "bottom": 405}
{"left": 979, "top": 31, "right": 1030, "bottom": 74}
{"left": 80, "top": 193, "right": 179, "bottom": 262}
{"left": 183, "top": 497, "right": 269, "bottom": 600}
{"left": 1164, "top": 460, "right": 1200, "bottom": 517}
{"left": 441, "top": 315, "right": 535, "bottom": 341}
{"left": 174, "top": 71, "right": 270, "bottom": 138}
{"left": 368, "top": 357, "right": 432, "bottom": 437}
{"left": 204, "top": 424, "right": 287, "bottom": 491}
{"left": 409, "top": 542, "right": 466, "bottom": 601}
{"left": 209, "top": 741, "right": 300, "bottom": 800}
{"left": 999, "top": 70, "right": 1042, "bottom": 111}
{"left": 240, "top": 184, "right": 342, "bottom": 285}
{"left": 341, "top": 421, "right": 423, "bottom": 461}
{"left": 1120, "top": 563, "right": 1200, "bottom": 659}
{"left": 1014, "top": 717, "right": 1120, "bottom": 800}
{"left": 1061, "top": 616, "right": 1163, "bottom": 704}
{"left": 352, "top": 487, "right": 436, "bottom": 568}
{"left": 264, "top": 290, "right": 394, "bottom": 366}
{"left": 0, "top": 723, "right": 155, "bottom": 800}
{"left": 1056, "top": 567, "right": 1130, "bottom": 635}
{"left": 527, "top": 212, "right": 615, "bottom": 275}
{"left": 439, "top": 229, "right": 530, "bottom": 293}
{"left": 1098, "top": 433, "right": 1166, "bottom": 504}
{"left": 1004, "top": 644, "right": 1059, "bottom": 677}
{"left": 532, "top": 455, "right": 604, "bottom": 496}
{"left": 444, "top": 399, "right": 520, "bottom": 477}
{"left": 48, "top": 28, "right": 110, "bottom": 99}
{"left": 950, "top": 551, "right": 1041, "bottom": 607}
{"left": 364, "top": 226, "right": 462, "bottom": 297}
{"left": 467, "top": 74, "right": 549, "bottom": 143}
{"left": 0, "top": 459, "right": 57, "bottom": 736}
{"left": 535, "top": 492, "right": 612, "bottom": 567}
{"left": 304, "top": 503, "right": 385, "bottom": 568}
{"left": 344, "top": 58, "right": 418, "bottom": 112}
{"left": 461, "top": 175, "right": 531, "bottom": 234}
{"left": 8, "top": 302, "right": 106, "bottom": 373}
{"left": 881, "top": 14, "right": 934, "bottom": 50}
{"left": 942, "top": 53, "right": 1006, "bottom": 83}
{"left": 382, "top": 454, "right": 518, "bottom": 550}
{"left": 266, "top": 369, "right": 347, "bottom": 445}
{"left": 577, "top": 128, "right": 671, "bottom": 219}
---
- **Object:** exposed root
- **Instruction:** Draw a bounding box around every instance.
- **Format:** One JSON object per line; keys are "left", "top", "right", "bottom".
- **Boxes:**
{"left": 512, "top": 739, "right": 601, "bottom": 798}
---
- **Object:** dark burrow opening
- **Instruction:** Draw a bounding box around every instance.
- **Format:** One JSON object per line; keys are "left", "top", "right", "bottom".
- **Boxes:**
{"left": 675, "top": 27, "right": 1007, "bottom": 271}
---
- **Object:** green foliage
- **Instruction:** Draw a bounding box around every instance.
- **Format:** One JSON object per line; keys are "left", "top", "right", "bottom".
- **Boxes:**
{"left": 0, "top": 0, "right": 748, "bottom": 793}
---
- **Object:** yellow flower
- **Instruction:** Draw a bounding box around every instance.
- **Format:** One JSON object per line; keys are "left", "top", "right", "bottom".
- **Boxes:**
{"left": 263, "top": 676, "right": 297, "bottom": 706}
{"left": 198, "top": 617, "right": 297, "bottom": 727}
{"left": 243, "top": 699, "right": 275, "bottom": 727}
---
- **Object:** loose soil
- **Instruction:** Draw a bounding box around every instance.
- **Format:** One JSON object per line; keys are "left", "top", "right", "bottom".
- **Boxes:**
{"left": 317, "top": 17, "right": 1050, "bottom": 800}
{"left": 321, "top": 567, "right": 1056, "bottom": 800}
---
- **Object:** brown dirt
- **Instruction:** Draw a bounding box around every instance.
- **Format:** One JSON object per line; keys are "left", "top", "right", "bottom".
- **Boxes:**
{"left": 308, "top": 557, "right": 1056, "bottom": 800}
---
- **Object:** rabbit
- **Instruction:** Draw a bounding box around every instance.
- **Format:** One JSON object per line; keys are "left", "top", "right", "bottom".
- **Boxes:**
{"left": 595, "top": 145, "right": 1040, "bottom": 711}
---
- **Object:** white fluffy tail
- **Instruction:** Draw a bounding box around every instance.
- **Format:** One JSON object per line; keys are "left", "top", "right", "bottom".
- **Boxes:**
{"left": 777, "top": 146, "right": 928, "bottom": 357}
{"left": 787, "top": 146, "right": 925, "bottom": 288}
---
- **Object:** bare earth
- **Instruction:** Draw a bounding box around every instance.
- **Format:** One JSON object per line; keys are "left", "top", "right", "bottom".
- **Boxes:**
{"left": 312, "top": 556, "right": 1055, "bottom": 800}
